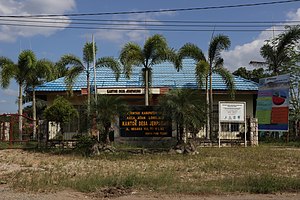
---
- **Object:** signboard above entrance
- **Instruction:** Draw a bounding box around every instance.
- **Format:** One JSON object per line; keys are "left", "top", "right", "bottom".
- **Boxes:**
{"left": 97, "top": 88, "right": 160, "bottom": 95}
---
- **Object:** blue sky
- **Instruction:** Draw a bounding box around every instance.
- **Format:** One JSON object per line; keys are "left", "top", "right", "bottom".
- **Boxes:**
{"left": 0, "top": 0, "right": 300, "bottom": 113}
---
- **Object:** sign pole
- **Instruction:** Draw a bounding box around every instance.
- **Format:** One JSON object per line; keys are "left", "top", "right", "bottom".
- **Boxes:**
{"left": 218, "top": 102, "right": 221, "bottom": 148}
{"left": 244, "top": 104, "right": 247, "bottom": 147}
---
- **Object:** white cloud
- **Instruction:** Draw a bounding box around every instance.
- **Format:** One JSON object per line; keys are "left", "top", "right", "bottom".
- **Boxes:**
{"left": 2, "top": 88, "right": 18, "bottom": 97}
{"left": 0, "top": 0, "right": 76, "bottom": 42}
{"left": 223, "top": 8, "right": 300, "bottom": 72}
{"left": 93, "top": 13, "right": 167, "bottom": 45}
{"left": 0, "top": 99, "right": 7, "bottom": 104}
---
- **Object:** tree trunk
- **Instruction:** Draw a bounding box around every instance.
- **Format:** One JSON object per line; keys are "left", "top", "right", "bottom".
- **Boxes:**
{"left": 87, "top": 71, "right": 90, "bottom": 112}
{"left": 87, "top": 71, "right": 91, "bottom": 135}
{"left": 32, "top": 89, "right": 37, "bottom": 140}
{"left": 18, "top": 84, "right": 23, "bottom": 141}
{"left": 178, "top": 125, "right": 184, "bottom": 144}
{"left": 209, "top": 67, "right": 213, "bottom": 140}
{"left": 145, "top": 68, "right": 149, "bottom": 106}
{"left": 296, "top": 119, "right": 299, "bottom": 138}
{"left": 104, "top": 125, "right": 110, "bottom": 144}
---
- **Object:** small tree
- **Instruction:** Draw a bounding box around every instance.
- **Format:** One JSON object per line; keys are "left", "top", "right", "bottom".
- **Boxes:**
{"left": 158, "top": 89, "right": 206, "bottom": 144}
{"left": 44, "top": 96, "right": 78, "bottom": 137}
{"left": 90, "top": 95, "right": 128, "bottom": 144}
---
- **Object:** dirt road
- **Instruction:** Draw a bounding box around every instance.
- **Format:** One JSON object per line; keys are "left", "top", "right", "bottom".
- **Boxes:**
{"left": 0, "top": 186, "right": 299, "bottom": 200}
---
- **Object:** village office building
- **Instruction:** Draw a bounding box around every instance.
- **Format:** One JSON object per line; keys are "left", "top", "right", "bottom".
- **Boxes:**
{"left": 34, "top": 59, "right": 258, "bottom": 140}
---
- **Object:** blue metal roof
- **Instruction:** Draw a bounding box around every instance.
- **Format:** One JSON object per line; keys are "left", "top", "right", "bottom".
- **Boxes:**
{"left": 35, "top": 59, "right": 258, "bottom": 92}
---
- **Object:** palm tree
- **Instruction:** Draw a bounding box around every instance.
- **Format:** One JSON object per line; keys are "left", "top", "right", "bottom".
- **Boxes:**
{"left": 25, "top": 59, "right": 54, "bottom": 139}
{"left": 119, "top": 34, "right": 174, "bottom": 106}
{"left": 178, "top": 43, "right": 210, "bottom": 138}
{"left": 158, "top": 89, "right": 206, "bottom": 144}
{"left": 258, "top": 25, "right": 300, "bottom": 75}
{"left": 0, "top": 50, "right": 37, "bottom": 140}
{"left": 57, "top": 41, "right": 121, "bottom": 110}
{"left": 90, "top": 95, "right": 128, "bottom": 143}
{"left": 178, "top": 35, "right": 234, "bottom": 139}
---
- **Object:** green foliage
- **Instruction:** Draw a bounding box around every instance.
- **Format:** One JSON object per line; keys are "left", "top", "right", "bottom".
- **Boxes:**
{"left": 119, "top": 34, "right": 174, "bottom": 105}
{"left": 44, "top": 96, "right": 79, "bottom": 128}
{"left": 158, "top": 89, "right": 206, "bottom": 142}
{"left": 90, "top": 95, "right": 128, "bottom": 143}
{"left": 232, "top": 67, "right": 269, "bottom": 83}
{"left": 58, "top": 42, "right": 120, "bottom": 95}
{"left": 74, "top": 135, "right": 97, "bottom": 156}
{"left": 260, "top": 25, "right": 300, "bottom": 75}
{"left": 83, "top": 42, "right": 97, "bottom": 65}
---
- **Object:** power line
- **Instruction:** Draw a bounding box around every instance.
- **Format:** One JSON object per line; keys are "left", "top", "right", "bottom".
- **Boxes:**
{"left": 0, "top": 0, "right": 299, "bottom": 18}
{"left": 0, "top": 18, "right": 297, "bottom": 28}
{"left": 0, "top": 22, "right": 288, "bottom": 32}
{"left": 7, "top": 16, "right": 300, "bottom": 24}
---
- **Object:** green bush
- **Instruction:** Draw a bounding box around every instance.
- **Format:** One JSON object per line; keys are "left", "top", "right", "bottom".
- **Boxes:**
{"left": 74, "top": 135, "right": 97, "bottom": 156}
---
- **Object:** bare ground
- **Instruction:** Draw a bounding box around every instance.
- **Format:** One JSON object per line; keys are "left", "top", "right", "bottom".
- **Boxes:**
{"left": 0, "top": 149, "right": 299, "bottom": 200}
{"left": 0, "top": 185, "right": 299, "bottom": 200}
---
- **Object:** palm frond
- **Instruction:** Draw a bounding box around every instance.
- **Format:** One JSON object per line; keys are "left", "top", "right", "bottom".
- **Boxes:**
{"left": 119, "top": 42, "right": 143, "bottom": 79}
{"left": 0, "top": 57, "right": 15, "bottom": 88}
{"left": 17, "top": 50, "right": 37, "bottom": 84}
{"left": 195, "top": 60, "right": 209, "bottom": 89}
{"left": 143, "top": 34, "right": 168, "bottom": 61}
{"left": 208, "top": 34, "right": 230, "bottom": 65}
{"left": 83, "top": 42, "right": 97, "bottom": 65}
{"left": 64, "top": 65, "right": 84, "bottom": 92}
{"left": 96, "top": 57, "right": 121, "bottom": 81}
{"left": 166, "top": 48, "right": 182, "bottom": 71}
{"left": 213, "top": 67, "right": 235, "bottom": 99}
{"left": 158, "top": 89, "right": 206, "bottom": 132}
{"left": 178, "top": 43, "right": 206, "bottom": 62}
{"left": 57, "top": 54, "right": 85, "bottom": 70}
{"left": 277, "top": 25, "right": 300, "bottom": 53}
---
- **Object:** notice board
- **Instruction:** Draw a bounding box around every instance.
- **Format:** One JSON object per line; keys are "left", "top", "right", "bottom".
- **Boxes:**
{"left": 119, "top": 106, "right": 172, "bottom": 137}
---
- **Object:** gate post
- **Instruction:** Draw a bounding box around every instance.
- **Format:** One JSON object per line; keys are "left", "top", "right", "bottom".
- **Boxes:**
{"left": 250, "top": 118, "right": 259, "bottom": 146}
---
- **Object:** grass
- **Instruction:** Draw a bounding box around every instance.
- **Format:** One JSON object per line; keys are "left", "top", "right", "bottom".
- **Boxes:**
{"left": 0, "top": 141, "right": 38, "bottom": 149}
{"left": 1, "top": 145, "right": 300, "bottom": 195}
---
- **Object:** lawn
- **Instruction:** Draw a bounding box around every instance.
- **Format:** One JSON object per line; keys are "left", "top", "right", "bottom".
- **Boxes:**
{"left": 0, "top": 145, "right": 299, "bottom": 195}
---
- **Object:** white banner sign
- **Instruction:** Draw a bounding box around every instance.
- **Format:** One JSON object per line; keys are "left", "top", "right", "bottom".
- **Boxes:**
{"left": 219, "top": 101, "right": 246, "bottom": 122}
{"left": 96, "top": 88, "right": 160, "bottom": 95}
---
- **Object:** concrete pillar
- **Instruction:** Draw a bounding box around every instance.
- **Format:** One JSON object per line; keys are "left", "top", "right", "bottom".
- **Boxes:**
{"left": 250, "top": 118, "right": 259, "bottom": 146}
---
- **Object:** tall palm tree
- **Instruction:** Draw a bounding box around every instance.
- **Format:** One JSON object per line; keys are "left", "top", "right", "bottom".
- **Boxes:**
{"left": 119, "top": 34, "right": 174, "bottom": 106}
{"left": 0, "top": 50, "right": 37, "bottom": 140}
{"left": 258, "top": 25, "right": 300, "bottom": 75}
{"left": 26, "top": 59, "right": 54, "bottom": 138}
{"left": 178, "top": 43, "right": 210, "bottom": 138}
{"left": 90, "top": 95, "right": 128, "bottom": 143}
{"left": 178, "top": 35, "right": 234, "bottom": 139}
{"left": 158, "top": 89, "right": 206, "bottom": 144}
{"left": 57, "top": 42, "right": 121, "bottom": 107}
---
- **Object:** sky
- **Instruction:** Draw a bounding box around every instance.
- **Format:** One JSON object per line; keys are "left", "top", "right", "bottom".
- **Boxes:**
{"left": 0, "top": 0, "right": 300, "bottom": 113}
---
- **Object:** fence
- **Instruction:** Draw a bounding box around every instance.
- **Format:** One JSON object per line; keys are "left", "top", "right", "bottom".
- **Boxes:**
{"left": 0, "top": 114, "right": 35, "bottom": 144}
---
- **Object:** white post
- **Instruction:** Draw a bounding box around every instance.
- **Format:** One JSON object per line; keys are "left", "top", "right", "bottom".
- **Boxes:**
{"left": 218, "top": 102, "right": 221, "bottom": 148}
{"left": 244, "top": 103, "right": 247, "bottom": 147}
{"left": 92, "top": 35, "right": 97, "bottom": 101}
